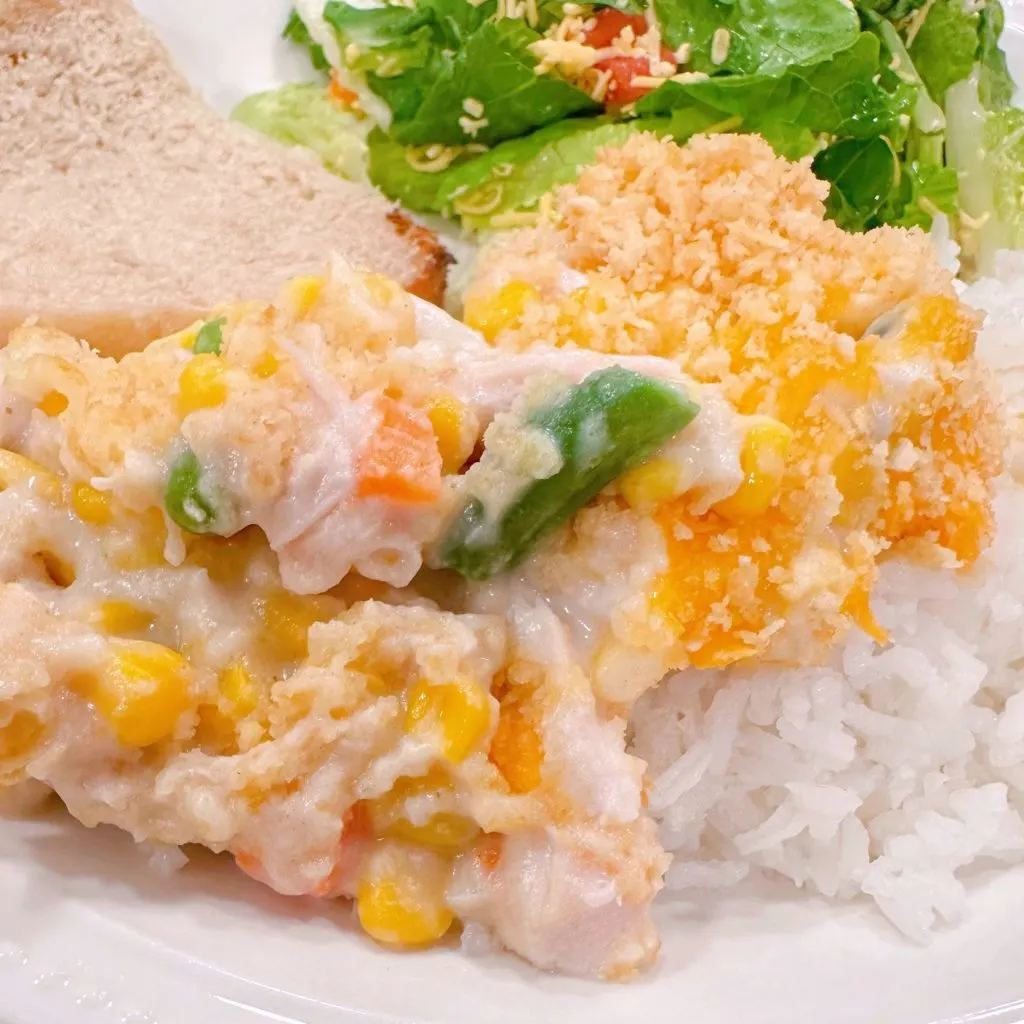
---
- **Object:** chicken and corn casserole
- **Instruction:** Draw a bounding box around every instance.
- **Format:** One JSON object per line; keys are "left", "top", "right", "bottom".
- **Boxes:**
{"left": 0, "top": 133, "right": 1003, "bottom": 979}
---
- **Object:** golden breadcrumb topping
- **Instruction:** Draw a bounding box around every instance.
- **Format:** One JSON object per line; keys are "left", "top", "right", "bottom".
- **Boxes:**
{"left": 466, "top": 132, "right": 1005, "bottom": 668}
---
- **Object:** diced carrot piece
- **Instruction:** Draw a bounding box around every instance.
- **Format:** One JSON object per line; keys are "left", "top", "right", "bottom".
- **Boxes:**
{"left": 356, "top": 396, "right": 443, "bottom": 504}
{"left": 328, "top": 70, "right": 360, "bottom": 108}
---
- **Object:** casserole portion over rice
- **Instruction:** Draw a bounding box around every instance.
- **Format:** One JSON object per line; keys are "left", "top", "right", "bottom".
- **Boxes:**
{"left": 0, "top": 133, "right": 1006, "bottom": 978}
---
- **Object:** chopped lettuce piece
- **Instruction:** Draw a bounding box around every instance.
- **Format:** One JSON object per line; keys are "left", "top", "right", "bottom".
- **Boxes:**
{"left": 989, "top": 106, "right": 1024, "bottom": 248}
{"left": 855, "top": 0, "right": 929, "bottom": 16}
{"left": 813, "top": 133, "right": 956, "bottom": 233}
{"left": 946, "top": 67, "right": 1024, "bottom": 275}
{"left": 283, "top": 7, "right": 330, "bottom": 72}
{"left": 652, "top": 0, "right": 861, "bottom": 76}
{"left": 367, "top": 117, "right": 671, "bottom": 225}
{"left": 232, "top": 84, "right": 370, "bottom": 181}
{"left": 637, "top": 33, "right": 908, "bottom": 141}
{"left": 366, "top": 129, "right": 459, "bottom": 213}
{"left": 813, "top": 136, "right": 897, "bottom": 232}
{"left": 436, "top": 118, "right": 669, "bottom": 227}
{"left": 323, "top": 1, "right": 598, "bottom": 147}
{"left": 978, "top": 0, "right": 1016, "bottom": 110}
{"left": 907, "top": 0, "right": 982, "bottom": 103}
{"left": 401, "top": 19, "right": 600, "bottom": 146}
{"left": 865, "top": 14, "right": 944, "bottom": 139}
{"left": 883, "top": 161, "right": 960, "bottom": 229}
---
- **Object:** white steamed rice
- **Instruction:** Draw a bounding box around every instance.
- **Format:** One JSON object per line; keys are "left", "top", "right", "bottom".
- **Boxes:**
{"left": 630, "top": 249, "right": 1024, "bottom": 942}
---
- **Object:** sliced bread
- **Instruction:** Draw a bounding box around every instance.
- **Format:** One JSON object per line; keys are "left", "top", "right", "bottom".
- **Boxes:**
{"left": 0, "top": 0, "right": 449, "bottom": 356}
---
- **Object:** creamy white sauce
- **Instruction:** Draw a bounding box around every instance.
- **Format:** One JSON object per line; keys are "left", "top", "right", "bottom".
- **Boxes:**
{"left": 661, "top": 381, "right": 744, "bottom": 512}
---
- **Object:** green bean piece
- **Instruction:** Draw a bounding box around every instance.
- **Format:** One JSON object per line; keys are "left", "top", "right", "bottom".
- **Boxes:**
{"left": 164, "top": 448, "right": 221, "bottom": 534}
{"left": 439, "top": 367, "right": 699, "bottom": 580}
{"left": 192, "top": 317, "right": 226, "bottom": 355}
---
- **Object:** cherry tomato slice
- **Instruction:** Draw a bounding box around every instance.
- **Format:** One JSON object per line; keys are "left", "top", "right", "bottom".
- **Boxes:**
{"left": 594, "top": 55, "right": 655, "bottom": 106}
{"left": 585, "top": 8, "right": 677, "bottom": 106}
{"left": 583, "top": 9, "right": 649, "bottom": 48}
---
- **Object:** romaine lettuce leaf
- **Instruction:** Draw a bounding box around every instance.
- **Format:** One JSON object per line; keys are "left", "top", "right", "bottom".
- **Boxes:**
{"left": 946, "top": 68, "right": 1024, "bottom": 274}
{"left": 813, "top": 136, "right": 897, "bottom": 231}
{"left": 978, "top": 0, "right": 1016, "bottom": 110}
{"left": 323, "top": 1, "right": 598, "bottom": 148}
{"left": 988, "top": 106, "right": 1024, "bottom": 248}
{"left": 855, "top": 0, "right": 928, "bottom": 17}
{"left": 366, "top": 129, "right": 461, "bottom": 212}
{"left": 652, "top": 0, "right": 860, "bottom": 76}
{"left": 283, "top": 7, "right": 330, "bottom": 72}
{"left": 366, "top": 117, "right": 672, "bottom": 225}
{"left": 322, "top": 4, "right": 446, "bottom": 125}
{"left": 637, "top": 33, "right": 908, "bottom": 141}
{"left": 881, "top": 161, "right": 960, "bottom": 229}
{"left": 907, "top": 0, "right": 981, "bottom": 103}
{"left": 812, "top": 133, "right": 958, "bottom": 232}
{"left": 398, "top": 19, "right": 600, "bottom": 146}
{"left": 436, "top": 117, "right": 670, "bottom": 227}
{"left": 232, "top": 84, "right": 370, "bottom": 181}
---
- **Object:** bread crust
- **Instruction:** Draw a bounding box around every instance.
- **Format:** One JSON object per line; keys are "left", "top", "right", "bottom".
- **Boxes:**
{"left": 387, "top": 211, "right": 453, "bottom": 305}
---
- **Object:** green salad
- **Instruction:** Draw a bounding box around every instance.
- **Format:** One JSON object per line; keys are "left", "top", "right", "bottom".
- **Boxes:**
{"left": 233, "top": 0, "right": 1024, "bottom": 273}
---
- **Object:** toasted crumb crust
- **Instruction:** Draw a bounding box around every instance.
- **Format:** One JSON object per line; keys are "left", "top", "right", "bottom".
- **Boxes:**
{"left": 470, "top": 133, "right": 951, "bottom": 375}
{"left": 468, "top": 132, "right": 1005, "bottom": 668}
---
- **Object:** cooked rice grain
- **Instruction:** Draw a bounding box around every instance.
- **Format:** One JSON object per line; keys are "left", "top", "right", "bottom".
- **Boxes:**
{"left": 631, "top": 253, "right": 1024, "bottom": 941}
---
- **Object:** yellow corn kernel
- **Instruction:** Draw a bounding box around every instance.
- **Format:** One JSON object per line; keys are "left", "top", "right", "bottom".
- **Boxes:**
{"left": 286, "top": 275, "right": 324, "bottom": 318}
{"left": 714, "top": 418, "right": 794, "bottom": 521}
{"left": 896, "top": 293, "right": 976, "bottom": 364}
{"left": 194, "top": 704, "right": 238, "bottom": 754}
{"left": 187, "top": 527, "right": 264, "bottom": 587}
{"left": 90, "top": 600, "right": 156, "bottom": 636}
{"left": 71, "top": 482, "right": 113, "bottom": 525}
{"left": 362, "top": 272, "right": 404, "bottom": 307}
{"left": 371, "top": 771, "right": 480, "bottom": 850}
{"left": 405, "top": 678, "right": 492, "bottom": 764}
{"left": 357, "top": 846, "right": 454, "bottom": 947}
{"left": 39, "top": 390, "right": 68, "bottom": 417}
{"left": 259, "top": 591, "right": 340, "bottom": 662}
{"left": 0, "top": 711, "right": 45, "bottom": 761}
{"left": 253, "top": 348, "right": 280, "bottom": 379}
{"left": 72, "top": 639, "right": 192, "bottom": 748}
{"left": 219, "top": 661, "right": 259, "bottom": 719}
{"left": 426, "top": 395, "right": 469, "bottom": 473}
{"left": 178, "top": 354, "right": 228, "bottom": 416}
{"left": 463, "top": 281, "right": 540, "bottom": 343}
{"left": 0, "top": 449, "right": 61, "bottom": 502}
{"left": 619, "top": 457, "right": 683, "bottom": 511}
{"left": 383, "top": 811, "right": 480, "bottom": 849}
{"left": 489, "top": 700, "right": 543, "bottom": 794}
{"left": 194, "top": 662, "right": 261, "bottom": 753}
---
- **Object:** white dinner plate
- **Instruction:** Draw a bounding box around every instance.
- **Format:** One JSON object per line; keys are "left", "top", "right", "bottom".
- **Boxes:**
{"left": 3, "top": 3, "right": 1024, "bottom": 1022}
